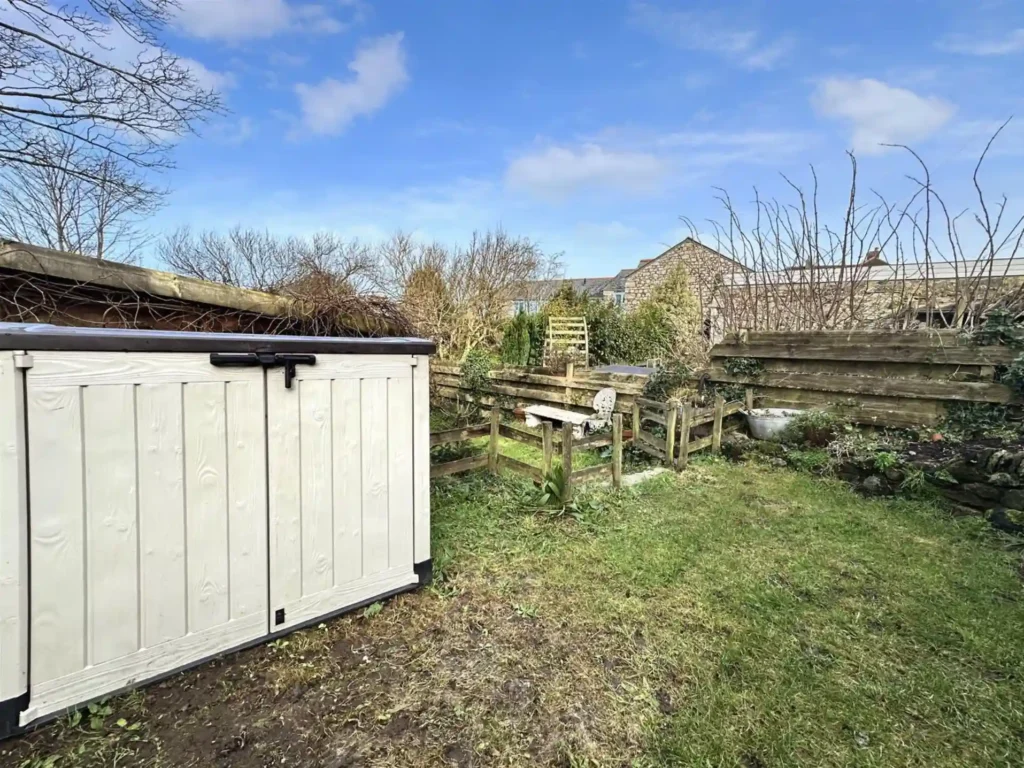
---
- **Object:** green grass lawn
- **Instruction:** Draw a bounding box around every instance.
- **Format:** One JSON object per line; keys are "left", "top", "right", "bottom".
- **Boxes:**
{"left": 8, "top": 459, "right": 1024, "bottom": 767}
{"left": 431, "top": 460, "right": 1024, "bottom": 766}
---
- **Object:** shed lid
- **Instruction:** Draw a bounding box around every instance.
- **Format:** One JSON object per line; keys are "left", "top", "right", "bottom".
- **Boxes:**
{"left": 0, "top": 323, "right": 436, "bottom": 355}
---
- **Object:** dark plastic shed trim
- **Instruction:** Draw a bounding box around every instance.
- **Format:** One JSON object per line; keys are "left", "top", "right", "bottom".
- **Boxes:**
{"left": 0, "top": 324, "right": 436, "bottom": 356}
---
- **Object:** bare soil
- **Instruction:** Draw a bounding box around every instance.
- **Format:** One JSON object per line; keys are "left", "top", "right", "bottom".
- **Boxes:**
{"left": 4, "top": 581, "right": 654, "bottom": 768}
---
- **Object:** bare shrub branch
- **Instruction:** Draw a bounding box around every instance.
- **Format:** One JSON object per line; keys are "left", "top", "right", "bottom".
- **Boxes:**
{"left": 686, "top": 124, "right": 1024, "bottom": 334}
{"left": 0, "top": 0, "right": 222, "bottom": 186}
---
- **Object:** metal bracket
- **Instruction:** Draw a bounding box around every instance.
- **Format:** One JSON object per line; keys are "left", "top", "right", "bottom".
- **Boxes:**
{"left": 12, "top": 352, "right": 32, "bottom": 370}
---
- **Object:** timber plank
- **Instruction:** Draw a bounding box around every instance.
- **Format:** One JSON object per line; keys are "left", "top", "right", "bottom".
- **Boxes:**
{"left": 430, "top": 424, "right": 490, "bottom": 446}
{"left": 496, "top": 454, "right": 544, "bottom": 482}
{"left": 430, "top": 454, "right": 488, "bottom": 478}
{"left": 709, "top": 367, "right": 1017, "bottom": 403}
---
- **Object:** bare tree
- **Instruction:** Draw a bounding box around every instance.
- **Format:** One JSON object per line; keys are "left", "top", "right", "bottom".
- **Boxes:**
{"left": 685, "top": 123, "right": 1024, "bottom": 334}
{"left": 159, "top": 226, "right": 376, "bottom": 294}
{"left": 0, "top": 136, "right": 164, "bottom": 261}
{"left": 375, "top": 229, "right": 561, "bottom": 359}
{"left": 0, "top": 0, "right": 221, "bottom": 186}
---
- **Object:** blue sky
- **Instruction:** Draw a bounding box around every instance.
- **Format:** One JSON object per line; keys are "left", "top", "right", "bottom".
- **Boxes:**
{"left": 152, "top": 0, "right": 1024, "bottom": 277}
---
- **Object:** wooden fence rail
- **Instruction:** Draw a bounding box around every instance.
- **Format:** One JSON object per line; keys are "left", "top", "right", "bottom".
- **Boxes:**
{"left": 432, "top": 363, "right": 647, "bottom": 418}
{"left": 708, "top": 329, "right": 1021, "bottom": 428}
{"left": 631, "top": 394, "right": 745, "bottom": 466}
{"left": 430, "top": 407, "right": 625, "bottom": 495}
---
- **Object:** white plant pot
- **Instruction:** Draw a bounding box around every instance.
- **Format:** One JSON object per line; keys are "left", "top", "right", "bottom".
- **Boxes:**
{"left": 744, "top": 408, "right": 803, "bottom": 440}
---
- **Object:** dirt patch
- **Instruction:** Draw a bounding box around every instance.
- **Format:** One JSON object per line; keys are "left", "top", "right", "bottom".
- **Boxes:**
{"left": 5, "top": 579, "right": 659, "bottom": 768}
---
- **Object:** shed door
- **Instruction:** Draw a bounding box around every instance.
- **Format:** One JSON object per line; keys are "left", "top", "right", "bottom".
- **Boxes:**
{"left": 267, "top": 354, "right": 417, "bottom": 631}
{"left": 22, "top": 352, "right": 269, "bottom": 723}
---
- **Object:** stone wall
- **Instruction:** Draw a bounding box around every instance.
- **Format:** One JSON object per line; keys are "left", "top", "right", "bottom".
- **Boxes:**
{"left": 714, "top": 274, "right": 1024, "bottom": 331}
{"left": 624, "top": 238, "right": 739, "bottom": 314}
{"left": 838, "top": 445, "right": 1024, "bottom": 535}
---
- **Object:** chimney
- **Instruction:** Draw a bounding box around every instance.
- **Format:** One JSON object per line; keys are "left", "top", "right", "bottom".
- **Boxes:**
{"left": 638, "top": 258, "right": 653, "bottom": 268}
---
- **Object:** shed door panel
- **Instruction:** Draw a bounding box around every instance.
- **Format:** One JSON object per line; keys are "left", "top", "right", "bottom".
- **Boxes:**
{"left": 268, "top": 355, "right": 416, "bottom": 631}
{"left": 23, "top": 352, "right": 268, "bottom": 724}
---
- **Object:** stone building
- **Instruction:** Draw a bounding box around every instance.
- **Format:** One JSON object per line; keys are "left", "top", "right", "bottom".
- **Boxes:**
{"left": 510, "top": 238, "right": 739, "bottom": 316}
{"left": 512, "top": 237, "right": 1024, "bottom": 336}
{"left": 623, "top": 238, "right": 745, "bottom": 313}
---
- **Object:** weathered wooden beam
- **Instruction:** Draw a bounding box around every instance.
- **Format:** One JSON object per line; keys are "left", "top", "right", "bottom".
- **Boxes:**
{"left": 573, "top": 433, "right": 614, "bottom": 450}
{"left": 430, "top": 423, "right": 490, "bottom": 447}
{"left": 712, "top": 395, "right": 724, "bottom": 455}
{"left": 499, "top": 422, "right": 544, "bottom": 448}
{"left": 561, "top": 423, "right": 574, "bottom": 503}
{"left": 430, "top": 454, "right": 488, "bottom": 478}
{"left": 636, "top": 397, "right": 671, "bottom": 411}
{"left": 488, "top": 407, "right": 500, "bottom": 472}
{"left": 496, "top": 454, "right": 544, "bottom": 483}
{"left": 710, "top": 341, "right": 1016, "bottom": 366}
{"left": 637, "top": 430, "right": 667, "bottom": 453}
{"left": 542, "top": 422, "right": 554, "bottom": 476}
{"left": 678, "top": 404, "right": 691, "bottom": 470}
{"left": 641, "top": 410, "right": 667, "bottom": 427}
{"left": 571, "top": 463, "right": 614, "bottom": 483}
{"left": 665, "top": 406, "right": 678, "bottom": 467}
{"left": 708, "top": 367, "right": 1018, "bottom": 403}
{"left": 612, "top": 414, "right": 623, "bottom": 489}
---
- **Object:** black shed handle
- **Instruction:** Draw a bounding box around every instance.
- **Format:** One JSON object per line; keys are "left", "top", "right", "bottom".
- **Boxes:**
{"left": 210, "top": 352, "right": 316, "bottom": 388}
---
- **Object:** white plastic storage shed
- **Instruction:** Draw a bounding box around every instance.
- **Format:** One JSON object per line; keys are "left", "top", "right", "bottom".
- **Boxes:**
{"left": 0, "top": 323, "right": 434, "bottom": 736}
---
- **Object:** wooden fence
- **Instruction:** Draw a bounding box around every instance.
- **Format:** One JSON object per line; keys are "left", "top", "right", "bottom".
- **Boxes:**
{"left": 708, "top": 330, "right": 1020, "bottom": 428}
{"left": 431, "top": 407, "right": 625, "bottom": 496}
{"left": 432, "top": 362, "right": 646, "bottom": 417}
{"left": 632, "top": 395, "right": 745, "bottom": 465}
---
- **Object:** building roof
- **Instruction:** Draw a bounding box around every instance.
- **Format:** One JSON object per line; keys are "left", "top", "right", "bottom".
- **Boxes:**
{"left": 626, "top": 237, "right": 750, "bottom": 282}
{"left": 516, "top": 276, "right": 617, "bottom": 301}
{"left": 723, "top": 258, "right": 1024, "bottom": 287}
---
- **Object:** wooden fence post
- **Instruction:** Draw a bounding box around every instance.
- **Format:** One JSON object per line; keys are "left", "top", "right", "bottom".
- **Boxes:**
{"left": 632, "top": 403, "right": 641, "bottom": 443}
{"left": 745, "top": 387, "right": 754, "bottom": 411}
{"left": 561, "top": 423, "right": 574, "bottom": 503}
{"left": 489, "top": 406, "right": 500, "bottom": 472}
{"left": 612, "top": 414, "right": 623, "bottom": 489}
{"left": 564, "top": 361, "right": 575, "bottom": 406}
{"left": 678, "top": 404, "right": 691, "bottom": 469}
{"left": 665, "top": 406, "right": 678, "bottom": 468}
{"left": 712, "top": 395, "right": 724, "bottom": 455}
{"left": 542, "top": 421, "right": 554, "bottom": 476}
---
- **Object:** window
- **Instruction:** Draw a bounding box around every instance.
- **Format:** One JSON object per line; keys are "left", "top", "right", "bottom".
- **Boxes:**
{"left": 514, "top": 300, "right": 541, "bottom": 314}
{"left": 611, "top": 291, "right": 626, "bottom": 307}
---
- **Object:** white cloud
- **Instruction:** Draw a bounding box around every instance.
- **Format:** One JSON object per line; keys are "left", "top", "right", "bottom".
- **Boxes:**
{"left": 939, "top": 29, "right": 1024, "bottom": 56}
{"left": 179, "top": 57, "right": 236, "bottom": 92}
{"left": 174, "top": 0, "right": 348, "bottom": 41}
{"left": 506, "top": 144, "right": 664, "bottom": 199}
{"left": 630, "top": 2, "right": 793, "bottom": 70}
{"left": 812, "top": 78, "right": 956, "bottom": 154}
{"left": 293, "top": 33, "right": 408, "bottom": 136}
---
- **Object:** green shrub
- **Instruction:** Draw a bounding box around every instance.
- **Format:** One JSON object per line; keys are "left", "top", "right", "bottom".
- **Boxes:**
{"left": 787, "top": 448, "right": 831, "bottom": 473}
{"left": 500, "top": 311, "right": 544, "bottom": 366}
{"left": 781, "top": 410, "right": 849, "bottom": 447}
{"left": 643, "top": 360, "right": 694, "bottom": 402}
{"left": 873, "top": 451, "right": 899, "bottom": 471}
{"left": 543, "top": 283, "right": 676, "bottom": 366}
{"left": 723, "top": 357, "right": 765, "bottom": 379}
{"left": 966, "top": 308, "right": 1024, "bottom": 347}
{"left": 942, "top": 401, "right": 1020, "bottom": 441}
{"left": 999, "top": 352, "right": 1024, "bottom": 398}
{"left": 460, "top": 347, "right": 495, "bottom": 400}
